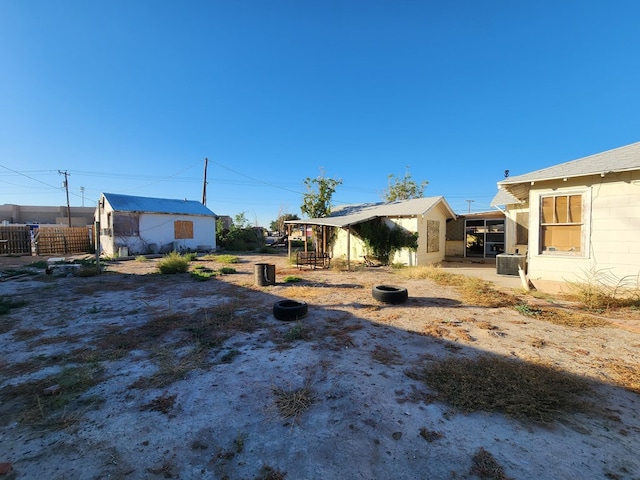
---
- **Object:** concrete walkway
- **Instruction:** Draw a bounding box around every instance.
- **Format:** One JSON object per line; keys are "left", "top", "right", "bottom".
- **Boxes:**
{"left": 440, "top": 258, "right": 525, "bottom": 290}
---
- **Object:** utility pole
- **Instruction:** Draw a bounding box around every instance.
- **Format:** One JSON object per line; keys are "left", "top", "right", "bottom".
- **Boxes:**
{"left": 202, "top": 157, "right": 208, "bottom": 205}
{"left": 59, "top": 170, "right": 72, "bottom": 227}
{"left": 465, "top": 199, "right": 475, "bottom": 214}
{"left": 80, "top": 186, "right": 85, "bottom": 207}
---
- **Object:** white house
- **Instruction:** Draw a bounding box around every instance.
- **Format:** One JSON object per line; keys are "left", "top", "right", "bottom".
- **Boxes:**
{"left": 96, "top": 193, "right": 217, "bottom": 257}
{"left": 289, "top": 197, "right": 456, "bottom": 267}
{"left": 491, "top": 142, "right": 640, "bottom": 293}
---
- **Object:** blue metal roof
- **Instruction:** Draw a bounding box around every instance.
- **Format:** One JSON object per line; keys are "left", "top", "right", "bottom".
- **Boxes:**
{"left": 102, "top": 193, "right": 216, "bottom": 216}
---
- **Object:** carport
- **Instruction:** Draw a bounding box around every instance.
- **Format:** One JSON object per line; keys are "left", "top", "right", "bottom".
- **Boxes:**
{"left": 284, "top": 209, "right": 377, "bottom": 271}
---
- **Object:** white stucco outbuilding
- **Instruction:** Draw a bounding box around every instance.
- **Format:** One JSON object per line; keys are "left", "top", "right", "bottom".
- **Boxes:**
{"left": 95, "top": 193, "right": 217, "bottom": 257}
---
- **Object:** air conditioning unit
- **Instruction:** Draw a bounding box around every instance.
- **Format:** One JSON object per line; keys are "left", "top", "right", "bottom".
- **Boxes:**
{"left": 496, "top": 254, "right": 526, "bottom": 276}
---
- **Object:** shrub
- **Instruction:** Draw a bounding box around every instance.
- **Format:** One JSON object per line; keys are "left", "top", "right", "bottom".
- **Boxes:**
{"left": 158, "top": 251, "right": 190, "bottom": 274}
{"left": 219, "top": 267, "right": 237, "bottom": 275}
{"left": 567, "top": 267, "right": 640, "bottom": 310}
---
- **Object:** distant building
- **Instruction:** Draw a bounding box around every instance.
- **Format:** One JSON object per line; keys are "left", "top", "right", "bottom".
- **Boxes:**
{"left": 96, "top": 193, "right": 217, "bottom": 256}
{"left": 0, "top": 204, "right": 94, "bottom": 226}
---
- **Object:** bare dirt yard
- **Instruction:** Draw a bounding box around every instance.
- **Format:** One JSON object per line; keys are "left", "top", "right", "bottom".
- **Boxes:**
{"left": 1, "top": 252, "right": 639, "bottom": 480}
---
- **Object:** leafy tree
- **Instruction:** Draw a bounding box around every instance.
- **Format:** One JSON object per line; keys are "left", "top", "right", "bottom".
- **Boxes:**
{"left": 270, "top": 212, "right": 300, "bottom": 233}
{"left": 216, "top": 212, "right": 262, "bottom": 251}
{"left": 382, "top": 165, "right": 428, "bottom": 202}
{"left": 301, "top": 169, "right": 342, "bottom": 219}
{"left": 300, "top": 169, "right": 342, "bottom": 253}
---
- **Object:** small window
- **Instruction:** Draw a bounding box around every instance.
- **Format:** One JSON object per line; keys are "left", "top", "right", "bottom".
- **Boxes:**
{"left": 174, "top": 220, "right": 194, "bottom": 239}
{"left": 113, "top": 214, "right": 139, "bottom": 237}
{"left": 540, "top": 194, "right": 582, "bottom": 254}
{"left": 515, "top": 212, "right": 529, "bottom": 245}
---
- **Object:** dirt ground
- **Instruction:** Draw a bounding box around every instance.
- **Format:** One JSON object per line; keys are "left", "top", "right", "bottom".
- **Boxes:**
{"left": 0, "top": 253, "right": 639, "bottom": 480}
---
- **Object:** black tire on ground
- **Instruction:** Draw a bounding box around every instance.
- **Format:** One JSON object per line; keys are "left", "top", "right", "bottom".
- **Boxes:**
{"left": 372, "top": 285, "right": 408, "bottom": 304}
{"left": 273, "top": 300, "right": 308, "bottom": 321}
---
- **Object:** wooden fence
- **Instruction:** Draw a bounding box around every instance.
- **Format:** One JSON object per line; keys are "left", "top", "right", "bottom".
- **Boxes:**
{"left": 0, "top": 225, "right": 31, "bottom": 255}
{"left": 34, "top": 226, "right": 92, "bottom": 255}
{"left": 0, "top": 225, "right": 93, "bottom": 256}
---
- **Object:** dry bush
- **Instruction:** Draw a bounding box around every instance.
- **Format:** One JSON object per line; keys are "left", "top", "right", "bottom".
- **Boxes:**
{"left": 271, "top": 381, "right": 315, "bottom": 425}
{"left": 407, "top": 355, "right": 593, "bottom": 423}
{"left": 567, "top": 267, "right": 640, "bottom": 310}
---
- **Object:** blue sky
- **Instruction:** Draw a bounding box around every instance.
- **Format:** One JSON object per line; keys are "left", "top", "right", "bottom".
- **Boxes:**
{"left": 1, "top": 1, "right": 639, "bottom": 226}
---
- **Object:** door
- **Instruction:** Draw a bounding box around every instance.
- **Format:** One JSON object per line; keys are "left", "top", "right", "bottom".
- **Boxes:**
{"left": 465, "top": 219, "right": 504, "bottom": 258}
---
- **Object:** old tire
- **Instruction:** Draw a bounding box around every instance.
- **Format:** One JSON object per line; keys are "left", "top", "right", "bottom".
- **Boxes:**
{"left": 273, "top": 300, "right": 308, "bottom": 321}
{"left": 372, "top": 285, "right": 408, "bottom": 304}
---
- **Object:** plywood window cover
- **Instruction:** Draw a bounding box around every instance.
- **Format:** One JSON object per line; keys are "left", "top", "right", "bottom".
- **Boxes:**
{"left": 175, "top": 220, "right": 194, "bottom": 239}
{"left": 427, "top": 220, "right": 439, "bottom": 253}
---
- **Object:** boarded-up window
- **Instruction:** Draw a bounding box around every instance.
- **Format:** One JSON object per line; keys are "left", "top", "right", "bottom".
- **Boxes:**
{"left": 515, "top": 212, "right": 529, "bottom": 245}
{"left": 539, "top": 194, "right": 582, "bottom": 254}
{"left": 113, "top": 214, "right": 139, "bottom": 236}
{"left": 426, "top": 220, "right": 440, "bottom": 253}
{"left": 174, "top": 220, "right": 194, "bottom": 239}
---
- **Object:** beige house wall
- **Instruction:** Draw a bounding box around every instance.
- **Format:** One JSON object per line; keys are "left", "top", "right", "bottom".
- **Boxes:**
{"left": 508, "top": 172, "right": 640, "bottom": 288}
{"left": 330, "top": 206, "right": 449, "bottom": 266}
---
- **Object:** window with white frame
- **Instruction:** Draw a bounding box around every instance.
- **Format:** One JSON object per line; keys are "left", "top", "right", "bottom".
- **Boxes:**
{"left": 539, "top": 193, "right": 583, "bottom": 255}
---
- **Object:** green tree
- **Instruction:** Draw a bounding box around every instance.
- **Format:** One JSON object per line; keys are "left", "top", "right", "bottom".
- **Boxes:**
{"left": 216, "top": 212, "right": 261, "bottom": 251}
{"left": 300, "top": 169, "right": 342, "bottom": 253}
{"left": 270, "top": 213, "right": 299, "bottom": 233}
{"left": 301, "top": 169, "right": 342, "bottom": 219}
{"left": 382, "top": 165, "right": 428, "bottom": 202}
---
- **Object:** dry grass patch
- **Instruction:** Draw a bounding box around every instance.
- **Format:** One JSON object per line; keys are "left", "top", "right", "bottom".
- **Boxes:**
{"left": 131, "top": 348, "right": 209, "bottom": 389}
{"left": 528, "top": 337, "right": 546, "bottom": 348}
{"left": 141, "top": 392, "right": 177, "bottom": 414}
{"left": 0, "top": 364, "right": 103, "bottom": 428}
{"left": 323, "top": 317, "right": 363, "bottom": 350}
{"left": 605, "top": 361, "right": 640, "bottom": 393}
{"left": 399, "top": 266, "right": 517, "bottom": 308}
{"left": 475, "top": 321, "right": 499, "bottom": 330}
{"left": 271, "top": 381, "right": 315, "bottom": 425}
{"left": 282, "top": 285, "right": 325, "bottom": 300}
{"left": 419, "top": 427, "right": 443, "bottom": 442}
{"left": 514, "top": 303, "right": 609, "bottom": 328}
{"left": 471, "top": 447, "right": 512, "bottom": 480}
{"left": 371, "top": 345, "right": 402, "bottom": 365}
{"left": 407, "top": 355, "right": 593, "bottom": 423}
{"left": 12, "top": 328, "right": 44, "bottom": 341}
{"left": 399, "top": 266, "right": 466, "bottom": 286}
